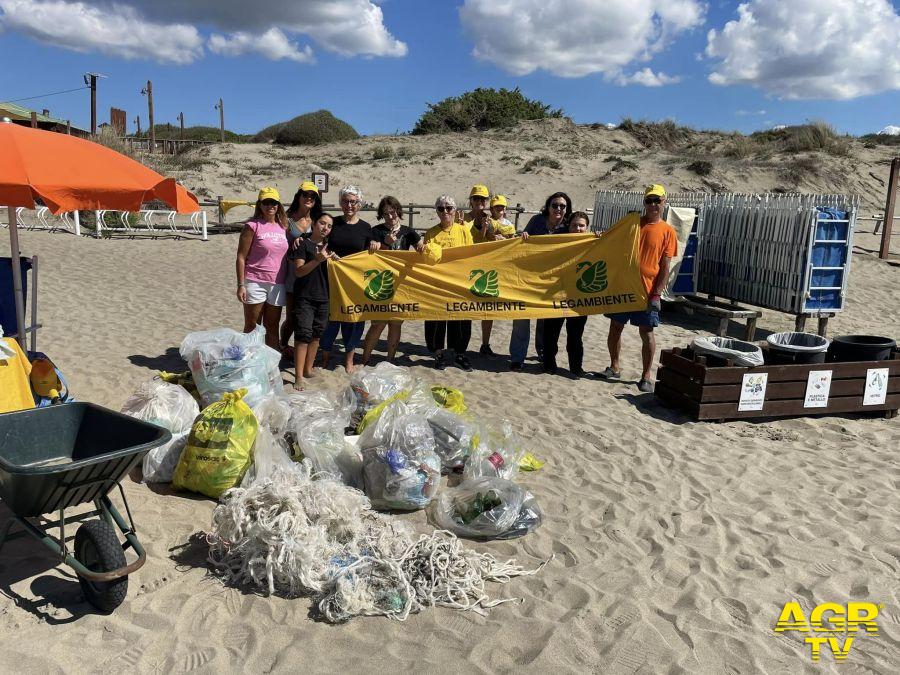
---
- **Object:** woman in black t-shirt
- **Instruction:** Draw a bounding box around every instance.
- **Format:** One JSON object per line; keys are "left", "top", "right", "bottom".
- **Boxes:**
{"left": 361, "top": 196, "right": 424, "bottom": 364}
{"left": 319, "top": 185, "right": 379, "bottom": 373}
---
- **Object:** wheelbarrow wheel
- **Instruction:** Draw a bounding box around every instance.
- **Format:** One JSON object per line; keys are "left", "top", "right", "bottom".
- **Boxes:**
{"left": 74, "top": 520, "right": 128, "bottom": 612}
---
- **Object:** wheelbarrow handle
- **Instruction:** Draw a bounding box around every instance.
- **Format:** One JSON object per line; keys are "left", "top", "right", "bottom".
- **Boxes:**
{"left": 72, "top": 548, "right": 146, "bottom": 583}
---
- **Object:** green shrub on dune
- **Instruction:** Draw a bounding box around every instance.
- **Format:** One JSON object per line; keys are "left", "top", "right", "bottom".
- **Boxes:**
{"left": 255, "top": 110, "right": 360, "bottom": 146}
{"left": 413, "top": 87, "right": 563, "bottom": 135}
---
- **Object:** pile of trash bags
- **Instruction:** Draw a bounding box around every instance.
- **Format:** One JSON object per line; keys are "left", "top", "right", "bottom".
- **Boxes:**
{"left": 121, "top": 337, "right": 544, "bottom": 540}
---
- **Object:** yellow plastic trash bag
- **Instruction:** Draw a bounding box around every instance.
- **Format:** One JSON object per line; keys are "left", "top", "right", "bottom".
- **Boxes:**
{"left": 430, "top": 386, "right": 466, "bottom": 414}
{"left": 172, "top": 388, "right": 258, "bottom": 498}
{"left": 518, "top": 452, "right": 545, "bottom": 471}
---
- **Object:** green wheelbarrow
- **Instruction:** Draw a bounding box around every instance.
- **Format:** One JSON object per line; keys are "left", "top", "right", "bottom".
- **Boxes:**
{"left": 0, "top": 402, "right": 171, "bottom": 612}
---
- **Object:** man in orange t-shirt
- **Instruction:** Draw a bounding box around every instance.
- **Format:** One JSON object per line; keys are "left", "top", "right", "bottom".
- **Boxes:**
{"left": 600, "top": 184, "right": 677, "bottom": 392}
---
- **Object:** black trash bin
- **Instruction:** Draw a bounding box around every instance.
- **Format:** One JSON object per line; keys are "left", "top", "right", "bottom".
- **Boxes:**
{"left": 827, "top": 335, "right": 896, "bottom": 363}
{"left": 765, "top": 332, "right": 829, "bottom": 365}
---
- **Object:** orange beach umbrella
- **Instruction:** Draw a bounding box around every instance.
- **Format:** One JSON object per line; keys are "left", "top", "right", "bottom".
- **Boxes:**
{"left": 1, "top": 121, "right": 200, "bottom": 345}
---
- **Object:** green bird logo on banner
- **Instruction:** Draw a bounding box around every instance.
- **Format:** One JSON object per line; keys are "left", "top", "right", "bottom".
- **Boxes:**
{"left": 469, "top": 269, "right": 500, "bottom": 297}
{"left": 363, "top": 270, "right": 395, "bottom": 301}
{"left": 576, "top": 260, "right": 608, "bottom": 293}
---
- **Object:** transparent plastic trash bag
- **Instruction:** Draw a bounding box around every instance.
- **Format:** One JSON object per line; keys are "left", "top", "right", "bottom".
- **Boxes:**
{"left": 121, "top": 377, "right": 199, "bottom": 434}
{"left": 362, "top": 445, "right": 441, "bottom": 511}
{"left": 427, "top": 477, "right": 542, "bottom": 540}
{"left": 121, "top": 377, "right": 199, "bottom": 483}
{"left": 180, "top": 325, "right": 282, "bottom": 408}
{"left": 296, "top": 417, "right": 352, "bottom": 477}
{"left": 462, "top": 420, "right": 526, "bottom": 481}
{"left": 428, "top": 408, "right": 478, "bottom": 470}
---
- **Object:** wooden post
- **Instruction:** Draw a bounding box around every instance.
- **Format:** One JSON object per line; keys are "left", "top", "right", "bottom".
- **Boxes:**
{"left": 178, "top": 112, "right": 184, "bottom": 140}
{"left": 30, "top": 112, "right": 37, "bottom": 128}
{"left": 216, "top": 98, "right": 224, "bottom": 142}
{"left": 514, "top": 202, "right": 522, "bottom": 230}
{"left": 408, "top": 202, "right": 414, "bottom": 231}
{"left": 134, "top": 115, "right": 141, "bottom": 137}
{"left": 88, "top": 73, "right": 97, "bottom": 135}
{"left": 880, "top": 157, "right": 899, "bottom": 260}
{"left": 142, "top": 80, "right": 155, "bottom": 154}
{"left": 217, "top": 195, "right": 224, "bottom": 225}
{"left": 66, "top": 120, "right": 71, "bottom": 135}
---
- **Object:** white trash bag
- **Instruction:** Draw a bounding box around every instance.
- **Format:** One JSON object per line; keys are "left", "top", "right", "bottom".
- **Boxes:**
{"left": 692, "top": 335, "right": 764, "bottom": 367}
{"left": 121, "top": 377, "right": 199, "bottom": 483}
{"left": 180, "top": 325, "right": 282, "bottom": 408}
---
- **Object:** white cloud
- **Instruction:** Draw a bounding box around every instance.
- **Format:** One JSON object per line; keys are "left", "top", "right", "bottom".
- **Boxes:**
{"left": 614, "top": 68, "right": 681, "bottom": 87}
{"left": 0, "top": 0, "right": 203, "bottom": 63}
{"left": 736, "top": 109, "right": 766, "bottom": 116}
{"left": 459, "top": 0, "right": 704, "bottom": 80}
{"left": 209, "top": 28, "right": 314, "bottom": 63}
{"left": 130, "top": 0, "right": 407, "bottom": 58}
{"left": 878, "top": 125, "right": 900, "bottom": 135}
{"left": 0, "top": 0, "right": 406, "bottom": 63}
{"left": 706, "top": 0, "right": 900, "bottom": 99}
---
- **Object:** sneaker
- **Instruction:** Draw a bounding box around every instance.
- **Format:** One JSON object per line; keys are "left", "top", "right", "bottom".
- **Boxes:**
{"left": 510, "top": 361, "right": 523, "bottom": 372}
{"left": 637, "top": 378, "right": 654, "bottom": 393}
{"left": 598, "top": 366, "right": 621, "bottom": 381}
{"left": 433, "top": 350, "right": 446, "bottom": 370}
{"left": 571, "top": 368, "right": 593, "bottom": 378}
{"left": 455, "top": 354, "right": 474, "bottom": 372}
{"left": 479, "top": 344, "right": 497, "bottom": 357}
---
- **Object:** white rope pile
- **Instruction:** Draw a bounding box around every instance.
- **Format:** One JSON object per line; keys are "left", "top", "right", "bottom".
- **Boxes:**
{"left": 207, "top": 462, "right": 546, "bottom": 623}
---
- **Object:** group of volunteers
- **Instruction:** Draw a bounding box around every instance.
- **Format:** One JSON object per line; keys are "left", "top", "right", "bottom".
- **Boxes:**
{"left": 235, "top": 182, "right": 676, "bottom": 393}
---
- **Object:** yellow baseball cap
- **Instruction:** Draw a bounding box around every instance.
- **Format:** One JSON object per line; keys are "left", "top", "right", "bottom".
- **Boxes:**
{"left": 258, "top": 187, "right": 281, "bottom": 202}
{"left": 490, "top": 195, "right": 508, "bottom": 208}
{"left": 644, "top": 184, "right": 667, "bottom": 199}
{"left": 469, "top": 184, "right": 490, "bottom": 198}
{"left": 299, "top": 181, "right": 318, "bottom": 194}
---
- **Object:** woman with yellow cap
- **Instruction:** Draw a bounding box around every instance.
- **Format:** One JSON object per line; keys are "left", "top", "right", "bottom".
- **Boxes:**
{"left": 477, "top": 193, "right": 518, "bottom": 356}
{"left": 279, "top": 181, "right": 323, "bottom": 355}
{"left": 236, "top": 187, "right": 290, "bottom": 351}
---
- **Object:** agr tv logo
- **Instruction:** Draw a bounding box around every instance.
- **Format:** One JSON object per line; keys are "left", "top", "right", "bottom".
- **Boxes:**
{"left": 774, "top": 601, "right": 881, "bottom": 662}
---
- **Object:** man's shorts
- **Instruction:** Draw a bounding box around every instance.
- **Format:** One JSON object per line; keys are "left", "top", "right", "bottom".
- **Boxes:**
{"left": 244, "top": 281, "right": 286, "bottom": 307}
{"left": 606, "top": 310, "right": 660, "bottom": 328}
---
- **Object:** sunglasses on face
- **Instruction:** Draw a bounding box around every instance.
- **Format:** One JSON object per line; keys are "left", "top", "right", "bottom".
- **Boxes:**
{"left": 437, "top": 206, "right": 454, "bottom": 213}
{"left": 301, "top": 191, "right": 317, "bottom": 199}
{"left": 341, "top": 199, "right": 360, "bottom": 206}
{"left": 261, "top": 200, "right": 279, "bottom": 207}
{"left": 644, "top": 197, "right": 662, "bottom": 205}
{"left": 550, "top": 203, "right": 567, "bottom": 210}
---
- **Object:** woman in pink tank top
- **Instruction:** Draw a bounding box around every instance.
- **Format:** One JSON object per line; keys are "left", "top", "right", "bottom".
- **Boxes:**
{"left": 236, "top": 187, "right": 289, "bottom": 350}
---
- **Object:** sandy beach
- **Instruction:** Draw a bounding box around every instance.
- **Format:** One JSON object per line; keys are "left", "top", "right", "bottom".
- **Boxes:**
{"left": 0, "top": 211, "right": 898, "bottom": 674}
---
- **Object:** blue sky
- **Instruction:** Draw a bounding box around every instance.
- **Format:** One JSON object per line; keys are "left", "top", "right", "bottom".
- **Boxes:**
{"left": 2, "top": 0, "right": 900, "bottom": 137}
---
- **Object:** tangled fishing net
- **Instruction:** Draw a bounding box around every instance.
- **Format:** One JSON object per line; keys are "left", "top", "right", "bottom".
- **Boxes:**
{"left": 207, "top": 461, "right": 545, "bottom": 623}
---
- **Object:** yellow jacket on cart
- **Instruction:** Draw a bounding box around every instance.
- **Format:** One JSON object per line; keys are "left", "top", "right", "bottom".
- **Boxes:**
{"left": 0, "top": 337, "right": 35, "bottom": 413}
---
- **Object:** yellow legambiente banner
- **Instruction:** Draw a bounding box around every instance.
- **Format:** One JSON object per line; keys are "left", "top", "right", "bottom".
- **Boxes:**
{"left": 328, "top": 214, "right": 647, "bottom": 322}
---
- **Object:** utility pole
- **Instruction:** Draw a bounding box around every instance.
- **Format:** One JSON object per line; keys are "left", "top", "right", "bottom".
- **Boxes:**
{"left": 83, "top": 73, "right": 103, "bottom": 135}
{"left": 134, "top": 115, "right": 141, "bottom": 137}
{"left": 215, "top": 98, "right": 224, "bottom": 142}
{"left": 141, "top": 80, "right": 154, "bottom": 153}
{"left": 178, "top": 111, "right": 185, "bottom": 139}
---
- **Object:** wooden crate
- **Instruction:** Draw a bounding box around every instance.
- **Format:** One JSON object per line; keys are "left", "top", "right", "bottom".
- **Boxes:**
{"left": 655, "top": 346, "right": 900, "bottom": 421}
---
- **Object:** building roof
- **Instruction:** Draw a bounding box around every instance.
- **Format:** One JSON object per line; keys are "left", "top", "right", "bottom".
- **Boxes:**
{"left": 0, "top": 101, "right": 89, "bottom": 131}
